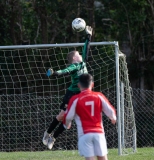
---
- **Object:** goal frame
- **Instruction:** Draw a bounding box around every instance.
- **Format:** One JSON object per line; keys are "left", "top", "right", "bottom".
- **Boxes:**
{"left": 0, "top": 41, "right": 136, "bottom": 155}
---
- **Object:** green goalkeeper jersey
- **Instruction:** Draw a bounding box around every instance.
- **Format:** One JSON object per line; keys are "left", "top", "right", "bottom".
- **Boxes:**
{"left": 56, "top": 36, "right": 91, "bottom": 92}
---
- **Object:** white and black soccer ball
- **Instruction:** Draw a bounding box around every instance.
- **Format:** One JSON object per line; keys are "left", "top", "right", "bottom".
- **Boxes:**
{"left": 72, "top": 18, "right": 86, "bottom": 32}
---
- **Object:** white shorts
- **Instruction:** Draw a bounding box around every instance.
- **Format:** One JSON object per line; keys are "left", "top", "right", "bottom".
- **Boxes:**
{"left": 78, "top": 133, "right": 108, "bottom": 157}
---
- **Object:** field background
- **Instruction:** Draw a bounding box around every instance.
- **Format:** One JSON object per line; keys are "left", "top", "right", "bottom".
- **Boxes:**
{"left": 0, "top": 148, "right": 154, "bottom": 160}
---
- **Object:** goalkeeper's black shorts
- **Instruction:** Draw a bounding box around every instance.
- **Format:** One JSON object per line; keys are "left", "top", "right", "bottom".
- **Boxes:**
{"left": 60, "top": 89, "right": 80, "bottom": 111}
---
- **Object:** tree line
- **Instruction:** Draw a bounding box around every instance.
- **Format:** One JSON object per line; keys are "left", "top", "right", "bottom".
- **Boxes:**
{"left": 0, "top": 0, "right": 154, "bottom": 90}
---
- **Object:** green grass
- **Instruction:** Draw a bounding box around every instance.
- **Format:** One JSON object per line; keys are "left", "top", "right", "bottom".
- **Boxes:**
{"left": 0, "top": 148, "right": 154, "bottom": 160}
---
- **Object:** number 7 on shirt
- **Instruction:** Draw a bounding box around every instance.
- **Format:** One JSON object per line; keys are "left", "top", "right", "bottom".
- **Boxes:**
{"left": 85, "top": 101, "right": 94, "bottom": 116}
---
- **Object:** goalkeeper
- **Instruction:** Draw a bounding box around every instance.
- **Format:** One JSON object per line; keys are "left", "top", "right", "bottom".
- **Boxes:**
{"left": 42, "top": 26, "right": 93, "bottom": 150}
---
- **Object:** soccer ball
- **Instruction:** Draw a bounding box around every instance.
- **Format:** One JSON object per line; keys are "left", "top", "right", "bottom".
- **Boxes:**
{"left": 72, "top": 18, "right": 86, "bottom": 32}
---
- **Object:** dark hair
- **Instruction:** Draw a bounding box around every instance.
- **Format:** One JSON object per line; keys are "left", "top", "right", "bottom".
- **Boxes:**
{"left": 67, "top": 51, "right": 77, "bottom": 64}
{"left": 79, "top": 73, "right": 93, "bottom": 88}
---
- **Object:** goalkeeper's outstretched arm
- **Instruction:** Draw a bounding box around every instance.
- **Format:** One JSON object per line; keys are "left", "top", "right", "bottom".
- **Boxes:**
{"left": 82, "top": 26, "right": 93, "bottom": 62}
{"left": 46, "top": 64, "right": 77, "bottom": 77}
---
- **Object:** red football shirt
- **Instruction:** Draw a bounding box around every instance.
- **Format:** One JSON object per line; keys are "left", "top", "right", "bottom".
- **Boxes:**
{"left": 63, "top": 89, "right": 116, "bottom": 138}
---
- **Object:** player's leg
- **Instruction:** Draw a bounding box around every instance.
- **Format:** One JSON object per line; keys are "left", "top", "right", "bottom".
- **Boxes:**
{"left": 93, "top": 133, "right": 108, "bottom": 160}
{"left": 97, "top": 155, "right": 108, "bottom": 160}
{"left": 42, "top": 112, "right": 62, "bottom": 146}
{"left": 51, "top": 90, "right": 80, "bottom": 139}
{"left": 47, "top": 105, "right": 67, "bottom": 149}
{"left": 43, "top": 109, "right": 65, "bottom": 148}
{"left": 42, "top": 120, "right": 58, "bottom": 146}
{"left": 47, "top": 90, "right": 80, "bottom": 149}
{"left": 42, "top": 89, "right": 71, "bottom": 146}
{"left": 47, "top": 110, "right": 66, "bottom": 150}
{"left": 42, "top": 107, "right": 65, "bottom": 146}
{"left": 56, "top": 109, "right": 66, "bottom": 121}
{"left": 46, "top": 104, "right": 66, "bottom": 149}
{"left": 47, "top": 122, "right": 65, "bottom": 149}
{"left": 47, "top": 90, "right": 79, "bottom": 149}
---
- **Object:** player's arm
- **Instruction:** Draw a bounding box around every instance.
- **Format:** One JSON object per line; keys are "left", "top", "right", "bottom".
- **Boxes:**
{"left": 63, "top": 97, "right": 78, "bottom": 129}
{"left": 99, "top": 93, "right": 116, "bottom": 124}
{"left": 46, "top": 64, "right": 77, "bottom": 77}
{"left": 82, "top": 26, "right": 93, "bottom": 62}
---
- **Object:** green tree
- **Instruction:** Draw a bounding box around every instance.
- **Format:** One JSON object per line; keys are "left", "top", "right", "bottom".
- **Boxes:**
{"left": 94, "top": 0, "right": 154, "bottom": 90}
{"left": 0, "top": 0, "right": 154, "bottom": 90}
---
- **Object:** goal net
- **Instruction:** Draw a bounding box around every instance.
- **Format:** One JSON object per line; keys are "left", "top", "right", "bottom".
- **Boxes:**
{"left": 0, "top": 42, "right": 136, "bottom": 155}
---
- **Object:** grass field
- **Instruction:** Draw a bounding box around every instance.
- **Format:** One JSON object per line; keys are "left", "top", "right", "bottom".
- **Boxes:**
{"left": 0, "top": 148, "right": 154, "bottom": 160}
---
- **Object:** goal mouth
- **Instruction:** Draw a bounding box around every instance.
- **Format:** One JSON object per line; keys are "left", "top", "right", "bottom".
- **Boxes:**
{"left": 0, "top": 42, "right": 136, "bottom": 155}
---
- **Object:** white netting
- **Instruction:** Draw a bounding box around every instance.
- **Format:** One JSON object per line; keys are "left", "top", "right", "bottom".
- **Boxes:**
{"left": 0, "top": 43, "right": 136, "bottom": 155}
{"left": 118, "top": 53, "right": 136, "bottom": 154}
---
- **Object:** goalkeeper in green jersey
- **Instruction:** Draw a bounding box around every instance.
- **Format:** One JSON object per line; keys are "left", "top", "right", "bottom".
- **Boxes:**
{"left": 42, "top": 26, "right": 93, "bottom": 150}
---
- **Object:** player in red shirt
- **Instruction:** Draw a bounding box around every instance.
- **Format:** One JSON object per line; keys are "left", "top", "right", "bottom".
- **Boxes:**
{"left": 63, "top": 73, "right": 116, "bottom": 160}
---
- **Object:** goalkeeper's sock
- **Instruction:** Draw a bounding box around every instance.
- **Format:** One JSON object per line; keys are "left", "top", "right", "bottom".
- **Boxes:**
{"left": 47, "top": 117, "right": 59, "bottom": 134}
{"left": 53, "top": 122, "right": 66, "bottom": 138}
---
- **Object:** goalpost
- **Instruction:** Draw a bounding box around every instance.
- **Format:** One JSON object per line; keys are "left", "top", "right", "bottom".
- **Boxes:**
{"left": 0, "top": 42, "right": 136, "bottom": 155}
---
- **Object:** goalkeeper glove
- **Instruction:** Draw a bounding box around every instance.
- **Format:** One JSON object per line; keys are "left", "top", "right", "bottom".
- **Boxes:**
{"left": 46, "top": 68, "right": 54, "bottom": 77}
{"left": 85, "top": 26, "right": 93, "bottom": 36}
{"left": 46, "top": 68, "right": 59, "bottom": 77}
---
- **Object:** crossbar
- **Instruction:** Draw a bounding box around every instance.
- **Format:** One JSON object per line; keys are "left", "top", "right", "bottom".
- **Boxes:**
{"left": 0, "top": 42, "right": 117, "bottom": 50}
